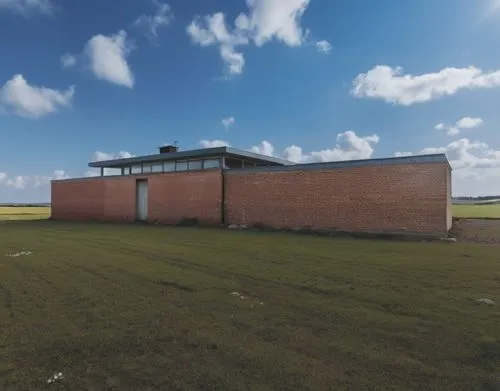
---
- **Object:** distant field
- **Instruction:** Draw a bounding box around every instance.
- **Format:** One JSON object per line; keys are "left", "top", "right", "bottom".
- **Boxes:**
{"left": 0, "top": 206, "right": 50, "bottom": 221}
{"left": 1, "top": 220, "right": 500, "bottom": 390}
{"left": 453, "top": 204, "right": 500, "bottom": 219}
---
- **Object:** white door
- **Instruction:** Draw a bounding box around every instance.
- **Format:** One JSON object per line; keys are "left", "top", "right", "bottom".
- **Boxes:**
{"left": 136, "top": 180, "right": 148, "bottom": 221}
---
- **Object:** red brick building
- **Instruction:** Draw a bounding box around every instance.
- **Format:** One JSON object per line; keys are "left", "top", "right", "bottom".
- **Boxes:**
{"left": 51, "top": 145, "right": 452, "bottom": 236}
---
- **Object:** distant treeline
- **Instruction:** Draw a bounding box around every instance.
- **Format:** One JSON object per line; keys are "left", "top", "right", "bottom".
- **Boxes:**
{"left": 453, "top": 196, "right": 500, "bottom": 201}
{"left": 0, "top": 203, "right": 51, "bottom": 207}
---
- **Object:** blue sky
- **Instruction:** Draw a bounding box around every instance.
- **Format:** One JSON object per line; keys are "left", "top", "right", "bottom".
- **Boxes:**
{"left": 1, "top": 0, "right": 500, "bottom": 202}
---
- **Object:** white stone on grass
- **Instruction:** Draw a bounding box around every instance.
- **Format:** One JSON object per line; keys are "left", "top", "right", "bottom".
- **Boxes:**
{"left": 6, "top": 251, "right": 33, "bottom": 257}
{"left": 476, "top": 298, "right": 496, "bottom": 306}
{"left": 47, "top": 372, "right": 64, "bottom": 384}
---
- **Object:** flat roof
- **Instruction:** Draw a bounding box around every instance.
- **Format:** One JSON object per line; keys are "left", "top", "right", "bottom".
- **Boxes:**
{"left": 224, "top": 153, "right": 452, "bottom": 174}
{"left": 88, "top": 147, "right": 292, "bottom": 168}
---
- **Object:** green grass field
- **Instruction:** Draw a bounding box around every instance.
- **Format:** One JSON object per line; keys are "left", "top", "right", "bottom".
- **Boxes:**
{"left": 0, "top": 206, "right": 50, "bottom": 221}
{"left": 1, "top": 219, "right": 500, "bottom": 390}
{"left": 453, "top": 204, "right": 500, "bottom": 219}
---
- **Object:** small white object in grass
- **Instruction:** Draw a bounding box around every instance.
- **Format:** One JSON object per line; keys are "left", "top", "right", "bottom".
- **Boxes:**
{"left": 476, "top": 298, "right": 496, "bottom": 306}
{"left": 259, "top": 302, "right": 264, "bottom": 305}
{"left": 6, "top": 250, "right": 33, "bottom": 257}
{"left": 239, "top": 296, "right": 245, "bottom": 299}
{"left": 47, "top": 372, "right": 64, "bottom": 383}
{"left": 230, "top": 292, "right": 240, "bottom": 296}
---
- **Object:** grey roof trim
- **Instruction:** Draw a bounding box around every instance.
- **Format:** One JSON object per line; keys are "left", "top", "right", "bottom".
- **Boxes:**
{"left": 224, "top": 154, "right": 451, "bottom": 174}
{"left": 88, "top": 147, "right": 292, "bottom": 168}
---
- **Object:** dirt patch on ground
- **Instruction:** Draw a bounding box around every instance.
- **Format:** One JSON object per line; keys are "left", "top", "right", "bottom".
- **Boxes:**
{"left": 451, "top": 218, "right": 500, "bottom": 244}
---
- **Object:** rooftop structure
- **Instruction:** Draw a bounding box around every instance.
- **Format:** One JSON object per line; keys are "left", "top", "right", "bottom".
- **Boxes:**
{"left": 88, "top": 145, "right": 292, "bottom": 176}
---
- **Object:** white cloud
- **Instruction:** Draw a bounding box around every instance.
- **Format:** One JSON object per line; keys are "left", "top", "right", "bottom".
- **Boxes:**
{"left": 222, "top": 116, "right": 235, "bottom": 130}
{"left": 33, "top": 170, "right": 70, "bottom": 187}
{"left": 352, "top": 65, "right": 500, "bottom": 105}
{"left": 187, "top": 0, "right": 315, "bottom": 76}
{"left": 199, "top": 140, "right": 230, "bottom": 148}
{"left": 91, "top": 151, "right": 134, "bottom": 162}
{"left": 4, "top": 176, "right": 30, "bottom": 189}
{"left": 60, "top": 53, "right": 76, "bottom": 69}
{"left": 282, "top": 131, "right": 379, "bottom": 163}
{"left": 0, "top": 170, "right": 70, "bottom": 204}
{"left": 84, "top": 30, "right": 135, "bottom": 88}
{"left": 243, "top": 0, "right": 310, "bottom": 47}
{"left": 251, "top": 140, "right": 274, "bottom": 156}
{"left": 0, "top": 74, "right": 74, "bottom": 119}
{"left": 246, "top": 131, "right": 379, "bottom": 163}
{"left": 187, "top": 13, "right": 248, "bottom": 75}
{"left": 446, "top": 127, "right": 460, "bottom": 136}
{"left": 0, "top": 0, "right": 53, "bottom": 15}
{"left": 456, "top": 116, "right": 484, "bottom": 129}
{"left": 133, "top": 1, "right": 173, "bottom": 42}
{"left": 394, "top": 151, "right": 413, "bottom": 157}
{"left": 315, "top": 40, "right": 332, "bottom": 54}
{"left": 436, "top": 116, "right": 484, "bottom": 136}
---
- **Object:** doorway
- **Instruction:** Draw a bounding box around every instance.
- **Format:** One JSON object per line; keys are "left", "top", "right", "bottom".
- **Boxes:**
{"left": 136, "top": 179, "right": 148, "bottom": 221}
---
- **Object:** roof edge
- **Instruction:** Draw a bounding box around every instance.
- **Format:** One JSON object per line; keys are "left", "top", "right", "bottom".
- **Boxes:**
{"left": 223, "top": 153, "right": 451, "bottom": 174}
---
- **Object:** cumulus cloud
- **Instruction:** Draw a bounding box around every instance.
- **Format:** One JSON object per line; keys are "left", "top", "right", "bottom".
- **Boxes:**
{"left": 4, "top": 176, "right": 30, "bottom": 189}
{"left": 84, "top": 30, "right": 135, "bottom": 88}
{"left": 315, "top": 40, "right": 332, "bottom": 54}
{"left": 187, "top": 13, "right": 248, "bottom": 75}
{"left": 456, "top": 116, "right": 484, "bottom": 129}
{"left": 60, "top": 53, "right": 76, "bottom": 69}
{"left": 0, "top": 74, "right": 74, "bottom": 119}
{"left": 199, "top": 140, "right": 230, "bottom": 148}
{"left": 199, "top": 132, "right": 379, "bottom": 163}
{"left": 436, "top": 116, "right": 484, "bottom": 136}
{"left": 187, "top": 0, "right": 315, "bottom": 76}
{"left": 33, "top": 170, "right": 70, "bottom": 187}
{"left": 222, "top": 116, "right": 235, "bottom": 130}
{"left": 91, "top": 151, "right": 134, "bottom": 162}
{"left": 0, "top": 170, "right": 70, "bottom": 203}
{"left": 251, "top": 140, "right": 274, "bottom": 156}
{"left": 282, "top": 131, "right": 379, "bottom": 163}
{"left": 243, "top": 0, "right": 310, "bottom": 47}
{"left": 352, "top": 65, "right": 500, "bottom": 105}
{"left": 0, "top": 0, "right": 53, "bottom": 15}
{"left": 133, "top": 1, "right": 173, "bottom": 42}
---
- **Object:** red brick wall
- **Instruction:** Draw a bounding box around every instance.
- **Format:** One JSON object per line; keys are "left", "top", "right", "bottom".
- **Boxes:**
{"left": 51, "top": 169, "right": 222, "bottom": 224}
{"left": 224, "top": 163, "right": 450, "bottom": 235}
{"left": 104, "top": 178, "right": 136, "bottom": 221}
{"left": 148, "top": 169, "right": 222, "bottom": 224}
{"left": 51, "top": 179, "right": 106, "bottom": 220}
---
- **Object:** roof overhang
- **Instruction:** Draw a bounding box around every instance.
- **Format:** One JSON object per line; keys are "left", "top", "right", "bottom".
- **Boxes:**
{"left": 88, "top": 147, "right": 293, "bottom": 168}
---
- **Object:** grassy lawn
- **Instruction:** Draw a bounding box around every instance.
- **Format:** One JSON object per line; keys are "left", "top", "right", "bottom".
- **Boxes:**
{"left": 1, "top": 220, "right": 500, "bottom": 390}
{"left": 453, "top": 204, "right": 500, "bottom": 219}
{"left": 0, "top": 206, "right": 50, "bottom": 221}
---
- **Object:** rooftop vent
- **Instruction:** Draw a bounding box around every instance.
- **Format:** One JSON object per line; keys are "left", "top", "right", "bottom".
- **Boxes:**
{"left": 159, "top": 144, "right": 178, "bottom": 154}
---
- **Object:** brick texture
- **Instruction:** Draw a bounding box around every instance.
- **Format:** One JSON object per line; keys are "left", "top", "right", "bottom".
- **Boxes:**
{"left": 51, "top": 169, "right": 222, "bottom": 224}
{"left": 148, "top": 169, "right": 222, "bottom": 224}
{"left": 224, "top": 163, "right": 450, "bottom": 236}
{"left": 51, "top": 179, "right": 106, "bottom": 220}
